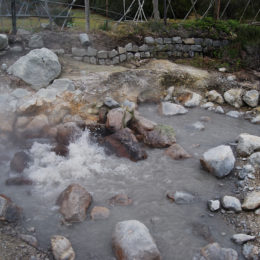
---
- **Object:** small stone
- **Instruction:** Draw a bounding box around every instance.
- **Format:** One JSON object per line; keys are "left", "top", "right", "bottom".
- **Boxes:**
{"left": 86, "top": 47, "right": 97, "bottom": 56}
{"left": 165, "top": 144, "right": 191, "bottom": 160}
{"left": 201, "top": 102, "right": 214, "bottom": 109}
{"left": 218, "top": 67, "right": 227, "bottom": 72}
{"left": 243, "top": 90, "right": 259, "bottom": 108}
{"left": 224, "top": 89, "right": 244, "bottom": 109}
{"left": 19, "top": 234, "right": 38, "bottom": 247}
{"left": 0, "top": 34, "right": 8, "bottom": 50}
{"left": 242, "top": 191, "right": 260, "bottom": 210}
{"left": 125, "top": 43, "right": 133, "bottom": 52}
{"left": 215, "top": 106, "right": 225, "bottom": 114}
{"left": 79, "top": 33, "right": 90, "bottom": 47}
{"left": 51, "top": 235, "right": 75, "bottom": 260}
{"left": 167, "top": 191, "right": 195, "bottom": 204}
{"left": 226, "top": 111, "right": 241, "bottom": 118}
{"left": 236, "top": 133, "right": 260, "bottom": 156}
{"left": 109, "top": 49, "right": 118, "bottom": 58}
{"left": 28, "top": 34, "right": 44, "bottom": 48}
{"left": 176, "top": 91, "right": 202, "bottom": 107}
{"left": 208, "top": 200, "right": 220, "bottom": 212}
{"left": 72, "top": 47, "right": 87, "bottom": 57}
{"left": 221, "top": 195, "right": 242, "bottom": 213}
{"left": 10, "top": 151, "right": 30, "bottom": 173}
{"left": 97, "top": 50, "right": 108, "bottom": 59}
{"left": 104, "top": 97, "right": 120, "bottom": 108}
{"left": 109, "top": 194, "right": 132, "bottom": 206}
{"left": 231, "top": 234, "right": 255, "bottom": 245}
{"left": 159, "top": 102, "right": 188, "bottom": 116}
{"left": 242, "top": 244, "right": 260, "bottom": 260}
{"left": 91, "top": 206, "right": 110, "bottom": 220}
{"left": 144, "top": 37, "right": 155, "bottom": 45}
{"left": 191, "top": 121, "right": 205, "bottom": 131}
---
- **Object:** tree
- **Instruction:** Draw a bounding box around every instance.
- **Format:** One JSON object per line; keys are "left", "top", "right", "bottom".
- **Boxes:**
{"left": 214, "top": 0, "right": 221, "bottom": 20}
{"left": 153, "top": 0, "right": 160, "bottom": 20}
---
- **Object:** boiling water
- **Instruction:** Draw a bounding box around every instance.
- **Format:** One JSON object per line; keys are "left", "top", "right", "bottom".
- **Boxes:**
{"left": 1, "top": 105, "right": 260, "bottom": 259}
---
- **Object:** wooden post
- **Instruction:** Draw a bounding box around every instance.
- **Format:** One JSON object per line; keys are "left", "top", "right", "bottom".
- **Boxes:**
{"left": 11, "top": 0, "right": 17, "bottom": 34}
{"left": 164, "top": 0, "right": 167, "bottom": 25}
{"left": 85, "top": 0, "right": 90, "bottom": 32}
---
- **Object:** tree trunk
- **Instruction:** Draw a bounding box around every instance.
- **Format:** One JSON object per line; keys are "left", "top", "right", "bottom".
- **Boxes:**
{"left": 163, "top": 0, "right": 167, "bottom": 25}
{"left": 153, "top": 0, "right": 160, "bottom": 20}
{"left": 214, "top": 0, "right": 221, "bottom": 20}
{"left": 85, "top": 0, "right": 90, "bottom": 32}
{"left": 11, "top": 0, "right": 17, "bottom": 34}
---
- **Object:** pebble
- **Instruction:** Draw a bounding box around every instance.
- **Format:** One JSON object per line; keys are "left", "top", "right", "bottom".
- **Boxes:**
{"left": 215, "top": 106, "right": 225, "bottom": 114}
{"left": 221, "top": 195, "right": 242, "bottom": 213}
{"left": 231, "top": 233, "right": 255, "bottom": 245}
{"left": 208, "top": 200, "right": 220, "bottom": 212}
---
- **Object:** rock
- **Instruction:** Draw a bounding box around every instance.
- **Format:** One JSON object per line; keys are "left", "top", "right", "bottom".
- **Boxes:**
{"left": 104, "top": 97, "right": 120, "bottom": 108}
{"left": 164, "top": 86, "right": 175, "bottom": 101}
{"left": 28, "top": 34, "right": 44, "bottom": 48}
{"left": 201, "top": 102, "right": 214, "bottom": 109}
{"left": 72, "top": 47, "right": 87, "bottom": 57}
{"left": 56, "top": 123, "right": 80, "bottom": 146}
{"left": 165, "top": 144, "right": 191, "bottom": 160}
{"left": 125, "top": 43, "right": 133, "bottom": 52}
{"left": 243, "top": 90, "right": 259, "bottom": 108}
{"left": 79, "top": 33, "right": 90, "bottom": 47}
{"left": 10, "top": 151, "right": 30, "bottom": 173}
{"left": 133, "top": 114, "right": 157, "bottom": 132}
{"left": 159, "top": 102, "right": 188, "bottom": 116}
{"left": 219, "top": 67, "right": 227, "bottom": 72}
{"left": 49, "top": 78, "right": 75, "bottom": 93}
{"left": 200, "top": 145, "right": 235, "bottom": 178}
{"left": 0, "top": 194, "right": 21, "bottom": 223}
{"left": 176, "top": 91, "right": 202, "bottom": 107}
{"left": 1, "top": 63, "right": 8, "bottom": 71}
{"left": 112, "top": 220, "right": 161, "bottom": 260}
{"left": 242, "top": 191, "right": 260, "bottom": 210}
{"left": 251, "top": 115, "right": 260, "bottom": 124}
{"left": 122, "top": 100, "right": 136, "bottom": 112}
{"left": 237, "top": 133, "right": 260, "bottom": 156}
{"left": 221, "top": 195, "right": 242, "bottom": 213}
{"left": 242, "top": 244, "right": 260, "bottom": 260}
{"left": 226, "top": 111, "right": 241, "bottom": 118}
{"left": 208, "top": 200, "right": 220, "bottom": 212}
{"left": 106, "top": 108, "right": 132, "bottom": 132}
{"left": 227, "top": 75, "right": 236, "bottom": 81}
{"left": 197, "top": 242, "right": 238, "bottom": 260}
{"left": 5, "top": 177, "right": 33, "bottom": 186}
{"left": 91, "top": 206, "right": 110, "bottom": 220}
{"left": 104, "top": 128, "right": 147, "bottom": 162}
{"left": 144, "top": 124, "right": 176, "bottom": 148}
{"left": 0, "top": 34, "right": 8, "bottom": 50}
{"left": 224, "top": 89, "right": 244, "bottom": 108}
{"left": 144, "top": 37, "right": 155, "bottom": 45}
{"left": 191, "top": 121, "right": 205, "bottom": 131}
{"left": 56, "top": 184, "right": 92, "bottom": 222}
{"left": 249, "top": 152, "right": 260, "bottom": 166}
{"left": 109, "top": 194, "right": 133, "bottom": 206}
{"left": 215, "top": 106, "right": 225, "bottom": 114}
{"left": 7, "top": 48, "right": 61, "bottom": 89}
{"left": 51, "top": 235, "right": 75, "bottom": 260}
{"left": 138, "top": 88, "right": 163, "bottom": 103}
{"left": 207, "top": 90, "right": 224, "bottom": 104}
{"left": 19, "top": 234, "right": 38, "bottom": 247}
{"left": 167, "top": 191, "right": 195, "bottom": 204}
{"left": 238, "top": 164, "right": 255, "bottom": 180}
{"left": 52, "top": 144, "right": 69, "bottom": 157}
{"left": 231, "top": 234, "right": 255, "bottom": 245}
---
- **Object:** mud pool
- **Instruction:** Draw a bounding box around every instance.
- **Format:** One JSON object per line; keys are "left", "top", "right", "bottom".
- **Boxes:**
{"left": 1, "top": 104, "right": 260, "bottom": 259}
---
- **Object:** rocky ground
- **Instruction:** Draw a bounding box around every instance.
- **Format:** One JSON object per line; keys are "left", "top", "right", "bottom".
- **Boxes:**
{"left": 0, "top": 31, "right": 260, "bottom": 259}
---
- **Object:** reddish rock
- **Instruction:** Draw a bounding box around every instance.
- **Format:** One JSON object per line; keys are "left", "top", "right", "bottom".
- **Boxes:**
{"left": 109, "top": 194, "right": 133, "bottom": 206}
{"left": 5, "top": 177, "right": 33, "bottom": 186}
{"left": 98, "top": 106, "right": 109, "bottom": 124}
{"left": 10, "top": 151, "right": 30, "bottom": 173}
{"left": 0, "top": 194, "right": 21, "bottom": 223}
{"left": 165, "top": 144, "right": 191, "bottom": 160}
{"left": 56, "top": 123, "right": 80, "bottom": 146}
{"left": 56, "top": 184, "right": 92, "bottom": 223}
{"left": 144, "top": 125, "right": 176, "bottom": 148}
{"left": 52, "top": 144, "right": 69, "bottom": 157}
{"left": 104, "top": 128, "right": 147, "bottom": 162}
{"left": 91, "top": 206, "right": 110, "bottom": 220}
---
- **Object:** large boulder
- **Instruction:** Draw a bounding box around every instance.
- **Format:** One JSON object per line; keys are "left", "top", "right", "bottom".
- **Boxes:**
{"left": 200, "top": 145, "right": 235, "bottom": 178}
{"left": 206, "top": 90, "right": 224, "bottom": 104}
{"left": 51, "top": 235, "right": 75, "bottom": 260}
{"left": 0, "top": 34, "right": 8, "bottom": 50}
{"left": 56, "top": 184, "right": 92, "bottom": 222}
{"left": 176, "top": 91, "right": 202, "bottom": 107}
{"left": 144, "top": 125, "right": 176, "bottom": 148}
{"left": 243, "top": 90, "right": 259, "bottom": 108}
{"left": 104, "top": 128, "right": 147, "bottom": 162}
{"left": 224, "top": 89, "right": 244, "bottom": 108}
{"left": 112, "top": 220, "right": 161, "bottom": 260}
{"left": 237, "top": 133, "right": 260, "bottom": 157}
{"left": 7, "top": 48, "right": 61, "bottom": 89}
{"left": 193, "top": 242, "right": 238, "bottom": 260}
{"left": 0, "top": 194, "right": 21, "bottom": 223}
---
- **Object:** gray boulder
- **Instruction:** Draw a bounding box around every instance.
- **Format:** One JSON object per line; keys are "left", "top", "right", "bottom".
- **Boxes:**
{"left": 221, "top": 195, "right": 242, "bottom": 213}
{"left": 231, "top": 234, "right": 255, "bottom": 245}
{"left": 224, "top": 89, "right": 244, "bottom": 108}
{"left": 112, "top": 220, "right": 161, "bottom": 260}
{"left": 28, "top": 34, "right": 44, "bottom": 48}
{"left": 236, "top": 133, "right": 260, "bottom": 156}
{"left": 51, "top": 235, "right": 75, "bottom": 260}
{"left": 0, "top": 34, "right": 8, "bottom": 50}
{"left": 243, "top": 90, "right": 259, "bottom": 108}
{"left": 7, "top": 48, "right": 61, "bottom": 89}
{"left": 79, "top": 33, "right": 90, "bottom": 47}
{"left": 159, "top": 102, "right": 188, "bottom": 116}
{"left": 200, "top": 145, "right": 235, "bottom": 178}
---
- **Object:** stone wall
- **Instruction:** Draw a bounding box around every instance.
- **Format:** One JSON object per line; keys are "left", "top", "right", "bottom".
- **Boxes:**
{"left": 72, "top": 36, "right": 229, "bottom": 65}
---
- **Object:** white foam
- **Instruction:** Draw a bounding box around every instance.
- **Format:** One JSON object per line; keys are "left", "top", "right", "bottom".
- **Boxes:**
{"left": 25, "top": 131, "right": 129, "bottom": 197}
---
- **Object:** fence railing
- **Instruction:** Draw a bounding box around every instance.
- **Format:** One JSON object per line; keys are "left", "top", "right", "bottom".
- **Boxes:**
{"left": 0, "top": 0, "right": 259, "bottom": 34}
